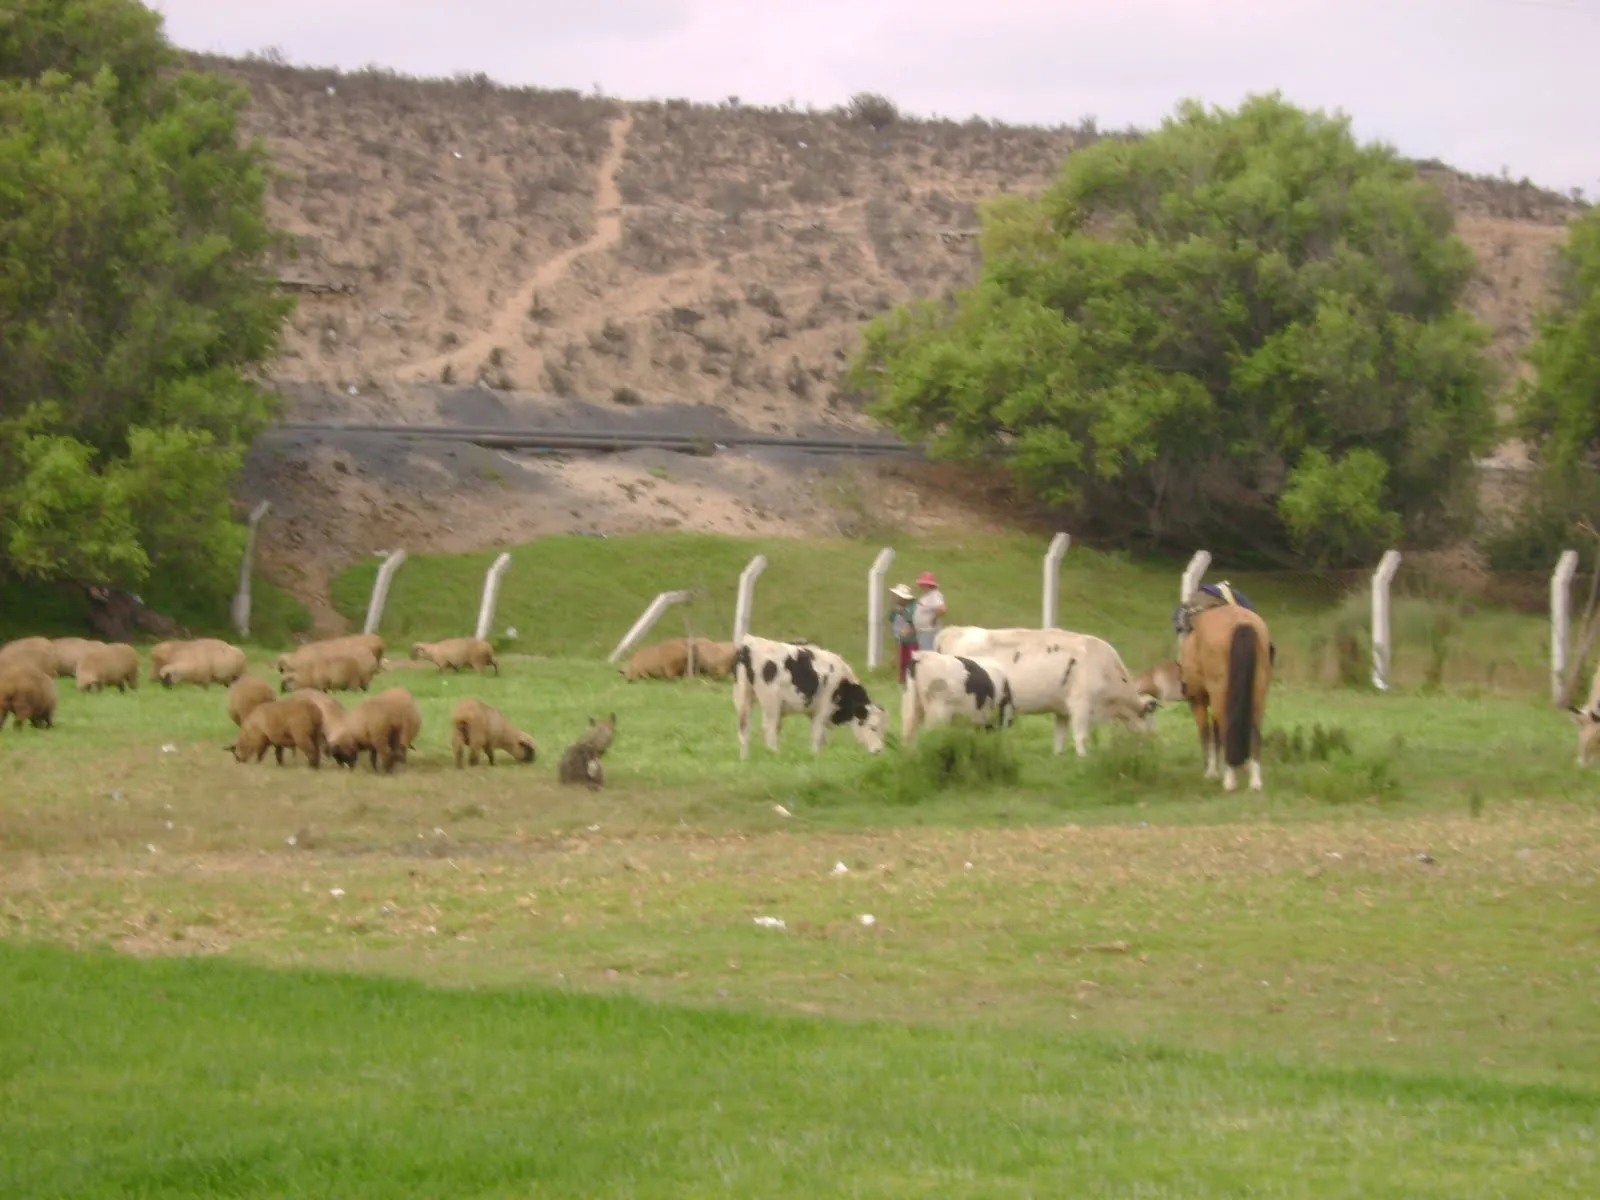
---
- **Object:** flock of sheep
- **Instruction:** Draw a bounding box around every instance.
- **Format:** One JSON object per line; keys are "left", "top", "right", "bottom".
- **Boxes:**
{"left": 0, "top": 631, "right": 618, "bottom": 788}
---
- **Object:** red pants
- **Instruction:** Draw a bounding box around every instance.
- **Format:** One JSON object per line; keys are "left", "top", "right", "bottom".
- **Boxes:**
{"left": 897, "top": 642, "right": 915, "bottom": 685}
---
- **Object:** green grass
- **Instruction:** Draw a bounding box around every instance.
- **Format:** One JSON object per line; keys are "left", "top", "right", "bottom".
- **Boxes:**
{"left": 2, "top": 940, "right": 1596, "bottom": 1199}
{"left": 329, "top": 532, "right": 1558, "bottom": 694}
{"left": 4, "top": 533, "right": 1599, "bottom": 1194}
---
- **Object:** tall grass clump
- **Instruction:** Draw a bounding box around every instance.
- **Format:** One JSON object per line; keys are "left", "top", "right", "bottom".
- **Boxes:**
{"left": 858, "top": 726, "right": 1020, "bottom": 805}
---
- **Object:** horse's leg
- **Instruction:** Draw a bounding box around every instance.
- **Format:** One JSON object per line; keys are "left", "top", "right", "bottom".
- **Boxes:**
{"left": 1189, "top": 700, "right": 1215, "bottom": 779}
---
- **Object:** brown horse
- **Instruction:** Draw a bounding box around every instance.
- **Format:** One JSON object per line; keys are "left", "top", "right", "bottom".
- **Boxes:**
{"left": 1178, "top": 603, "right": 1274, "bottom": 791}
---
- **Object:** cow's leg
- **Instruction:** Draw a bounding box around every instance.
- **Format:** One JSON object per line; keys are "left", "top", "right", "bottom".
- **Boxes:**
{"left": 736, "top": 687, "right": 753, "bottom": 761}
{"left": 762, "top": 703, "right": 783, "bottom": 754}
{"left": 901, "top": 684, "right": 920, "bottom": 751}
{"left": 1052, "top": 713, "right": 1069, "bottom": 756}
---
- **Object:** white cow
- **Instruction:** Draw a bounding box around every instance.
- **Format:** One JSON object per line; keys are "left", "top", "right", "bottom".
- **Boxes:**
{"left": 901, "top": 650, "right": 1016, "bottom": 748}
{"left": 733, "top": 635, "right": 888, "bottom": 759}
{"left": 939, "top": 626, "right": 1161, "bottom": 756}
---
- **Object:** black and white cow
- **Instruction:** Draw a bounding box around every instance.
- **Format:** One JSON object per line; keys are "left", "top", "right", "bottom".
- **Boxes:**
{"left": 936, "top": 626, "right": 1160, "bottom": 757}
{"left": 733, "top": 635, "right": 888, "bottom": 760}
{"left": 901, "top": 650, "right": 1016, "bottom": 748}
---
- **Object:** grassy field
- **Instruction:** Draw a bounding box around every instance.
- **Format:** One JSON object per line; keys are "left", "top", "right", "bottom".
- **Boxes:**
{"left": 3, "top": 532, "right": 1597, "bottom": 1195}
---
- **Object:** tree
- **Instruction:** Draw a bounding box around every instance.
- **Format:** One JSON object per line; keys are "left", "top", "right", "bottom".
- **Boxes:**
{"left": 846, "top": 94, "right": 1497, "bottom": 565}
{"left": 0, "top": 0, "right": 293, "bottom": 602}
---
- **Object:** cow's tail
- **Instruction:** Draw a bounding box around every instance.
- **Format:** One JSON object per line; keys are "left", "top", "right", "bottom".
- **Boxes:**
{"left": 1224, "top": 624, "right": 1257, "bottom": 768}
{"left": 732, "top": 644, "right": 753, "bottom": 728}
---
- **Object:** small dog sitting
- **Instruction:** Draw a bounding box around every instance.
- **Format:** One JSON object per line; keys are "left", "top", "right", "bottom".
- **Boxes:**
{"left": 558, "top": 712, "right": 615, "bottom": 790}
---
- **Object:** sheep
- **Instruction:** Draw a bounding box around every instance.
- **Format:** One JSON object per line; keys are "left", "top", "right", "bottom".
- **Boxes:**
{"left": 410, "top": 637, "right": 498, "bottom": 675}
{"left": 147, "top": 640, "right": 182, "bottom": 682}
{"left": 276, "top": 634, "right": 385, "bottom": 677}
{"left": 0, "top": 637, "right": 56, "bottom": 676}
{"left": 622, "top": 637, "right": 689, "bottom": 681}
{"left": 327, "top": 687, "right": 422, "bottom": 773}
{"left": 450, "top": 697, "right": 536, "bottom": 767}
{"left": 227, "top": 675, "right": 278, "bottom": 727}
{"left": 50, "top": 637, "right": 101, "bottom": 678}
{"left": 688, "top": 638, "right": 738, "bottom": 680}
{"left": 293, "top": 689, "right": 347, "bottom": 747}
{"left": 0, "top": 663, "right": 58, "bottom": 730}
{"left": 227, "top": 693, "right": 326, "bottom": 767}
{"left": 280, "top": 650, "right": 378, "bottom": 694}
{"left": 558, "top": 743, "right": 605, "bottom": 789}
{"left": 159, "top": 639, "right": 248, "bottom": 688}
{"left": 74, "top": 642, "right": 140, "bottom": 693}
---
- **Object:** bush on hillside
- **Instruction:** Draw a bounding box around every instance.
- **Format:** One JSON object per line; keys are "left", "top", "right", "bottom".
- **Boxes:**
{"left": 846, "top": 94, "right": 1498, "bottom": 567}
{"left": 0, "top": 0, "right": 293, "bottom": 604}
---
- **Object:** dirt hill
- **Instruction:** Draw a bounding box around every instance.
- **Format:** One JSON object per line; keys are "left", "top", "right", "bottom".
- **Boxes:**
{"left": 195, "top": 54, "right": 1585, "bottom": 624}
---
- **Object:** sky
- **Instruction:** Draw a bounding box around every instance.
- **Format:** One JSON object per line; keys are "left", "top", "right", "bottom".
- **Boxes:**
{"left": 151, "top": 0, "right": 1597, "bottom": 195}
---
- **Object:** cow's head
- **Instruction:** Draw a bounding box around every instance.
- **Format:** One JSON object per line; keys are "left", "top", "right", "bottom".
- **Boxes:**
{"left": 832, "top": 679, "right": 887, "bottom": 754}
{"left": 1108, "top": 686, "right": 1161, "bottom": 735}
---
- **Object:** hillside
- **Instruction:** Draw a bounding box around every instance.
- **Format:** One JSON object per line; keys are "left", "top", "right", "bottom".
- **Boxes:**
{"left": 193, "top": 54, "right": 1585, "bottom": 623}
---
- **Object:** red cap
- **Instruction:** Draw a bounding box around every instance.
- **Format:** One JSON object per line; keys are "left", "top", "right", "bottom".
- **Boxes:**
{"left": 917, "top": 572, "right": 938, "bottom": 587}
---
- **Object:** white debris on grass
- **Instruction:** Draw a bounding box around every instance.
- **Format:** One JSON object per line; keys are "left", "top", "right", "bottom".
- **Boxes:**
{"left": 752, "top": 916, "right": 786, "bottom": 929}
{"left": 830, "top": 861, "right": 849, "bottom": 876}
{"left": 858, "top": 914, "right": 876, "bottom": 926}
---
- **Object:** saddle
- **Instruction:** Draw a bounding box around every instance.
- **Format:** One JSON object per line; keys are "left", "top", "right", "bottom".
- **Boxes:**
{"left": 1171, "top": 580, "right": 1254, "bottom": 638}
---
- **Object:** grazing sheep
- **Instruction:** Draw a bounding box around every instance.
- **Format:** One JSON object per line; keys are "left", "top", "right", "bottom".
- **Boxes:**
{"left": 0, "top": 637, "right": 56, "bottom": 676}
{"left": 147, "top": 640, "right": 182, "bottom": 682}
{"left": 1133, "top": 659, "right": 1185, "bottom": 703}
{"left": 294, "top": 689, "right": 347, "bottom": 749}
{"left": 558, "top": 742, "right": 605, "bottom": 789}
{"left": 622, "top": 637, "right": 689, "bottom": 681}
{"left": 75, "top": 642, "right": 140, "bottom": 693}
{"left": 281, "top": 650, "right": 377, "bottom": 694}
{"left": 450, "top": 697, "right": 536, "bottom": 767}
{"left": 227, "top": 676, "right": 278, "bottom": 727}
{"left": 0, "top": 663, "right": 58, "bottom": 730}
{"left": 160, "top": 639, "right": 248, "bottom": 688}
{"left": 410, "top": 637, "right": 499, "bottom": 675}
{"left": 228, "top": 693, "right": 326, "bottom": 767}
{"left": 327, "top": 687, "right": 422, "bottom": 773}
{"left": 50, "top": 637, "right": 101, "bottom": 678}
{"left": 276, "top": 634, "right": 385, "bottom": 678}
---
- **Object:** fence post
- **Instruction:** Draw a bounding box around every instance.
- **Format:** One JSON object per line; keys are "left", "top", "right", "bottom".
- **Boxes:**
{"left": 229, "top": 500, "right": 271, "bottom": 640}
{"left": 474, "top": 552, "right": 512, "bottom": 641}
{"left": 866, "top": 547, "right": 895, "bottom": 670}
{"left": 1180, "top": 550, "right": 1212, "bottom": 604}
{"left": 1551, "top": 549, "right": 1580, "bottom": 705}
{"left": 1041, "top": 532, "right": 1071, "bottom": 628}
{"left": 607, "top": 590, "right": 695, "bottom": 663}
{"left": 1371, "top": 549, "right": 1402, "bottom": 691}
{"left": 732, "top": 554, "right": 767, "bottom": 646}
{"left": 363, "top": 549, "right": 408, "bottom": 636}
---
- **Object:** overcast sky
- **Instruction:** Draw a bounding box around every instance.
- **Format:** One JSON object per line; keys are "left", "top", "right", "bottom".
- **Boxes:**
{"left": 151, "top": 0, "right": 1596, "bottom": 195}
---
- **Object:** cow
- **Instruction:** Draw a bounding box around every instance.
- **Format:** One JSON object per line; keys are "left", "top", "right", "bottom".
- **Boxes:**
{"left": 936, "top": 626, "right": 1160, "bottom": 757}
{"left": 901, "top": 650, "right": 1016, "bottom": 749}
{"left": 732, "top": 634, "right": 887, "bottom": 760}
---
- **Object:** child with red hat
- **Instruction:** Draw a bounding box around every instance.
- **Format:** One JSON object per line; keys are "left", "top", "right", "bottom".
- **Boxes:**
{"left": 913, "top": 571, "right": 945, "bottom": 651}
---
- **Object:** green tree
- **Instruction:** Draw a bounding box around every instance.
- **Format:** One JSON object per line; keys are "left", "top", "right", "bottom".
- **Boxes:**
{"left": 847, "top": 94, "right": 1497, "bottom": 565}
{"left": 0, "top": 0, "right": 292, "bottom": 600}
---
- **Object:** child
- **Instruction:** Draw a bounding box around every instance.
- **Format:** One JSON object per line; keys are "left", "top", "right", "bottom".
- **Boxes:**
{"left": 888, "top": 583, "right": 919, "bottom": 685}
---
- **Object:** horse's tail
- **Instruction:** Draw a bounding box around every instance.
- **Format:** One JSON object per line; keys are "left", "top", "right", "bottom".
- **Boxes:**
{"left": 1224, "top": 623, "right": 1257, "bottom": 768}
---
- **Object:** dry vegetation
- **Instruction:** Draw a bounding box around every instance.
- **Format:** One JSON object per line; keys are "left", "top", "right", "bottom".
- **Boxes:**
{"left": 193, "top": 54, "right": 1587, "bottom": 616}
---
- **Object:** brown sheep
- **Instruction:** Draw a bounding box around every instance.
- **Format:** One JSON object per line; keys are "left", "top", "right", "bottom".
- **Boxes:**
{"left": 0, "top": 637, "right": 57, "bottom": 676}
{"left": 411, "top": 637, "right": 498, "bottom": 675}
{"left": 328, "top": 687, "right": 422, "bottom": 773}
{"left": 75, "top": 642, "right": 140, "bottom": 693}
{"left": 1133, "top": 659, "right": 1185, "bottom": 702}
{"left": 623, "top": 638, "right": 689, "bottom": 681}
{"left": 276, "top": 634, "right": 385, "bottom": 678}
{"left": 226, "top": 676, "right": 278, "bottom": 728}
{"left": 160, "top": 639, "right": 248, "bottom": 688}
{"left": 227, "top": 693, "right": 326, "bottom": 768}
{"left": 688, "top": 638, "right": 738, "bottom": 680}
{"left": 0, "top": 663, "right": 58, "bottom": 730}
{"left": 281, "top": 650, "right": 377, "bottom": 695}
{"left": 147, "top": 640, "right": 182, "bottom": 682}
{"left": 577, "top": 712, "right": 616, "bottom": 755}
{"left": 558, "top": 743, "right": 604, "bottom": 789}
{"left": 450, "top": 697, "right": 536, "bottom": 767}
{"left": 50, "top": 637, "right": 101, "bottom": 678}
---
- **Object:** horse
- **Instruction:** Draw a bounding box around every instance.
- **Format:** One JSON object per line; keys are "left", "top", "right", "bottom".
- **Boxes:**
{"left": 1178, "top": 601, "right": 1274, "bottom": 791}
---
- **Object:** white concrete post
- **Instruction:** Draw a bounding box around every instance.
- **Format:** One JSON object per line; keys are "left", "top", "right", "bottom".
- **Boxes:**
{"left": 1180, "top": 550, "right": 1212, "bottom": 604}
{"left": 474, "top": 552, "right": 512, "bottom": 642}
{"left": 1371, "top": 549, "right": 1402, "bottom": 691}
{"left": 1041, "top": 532, "right": 1070, "bottom": 628}
{"left": 607, "top": 589, "right": 694, "bottom": 663}
{"left": 363, "top": 549, "right": 408, "bottom": 636}
{"left": 866, "top": 546, "right": 896, "bottom": 670}
{"left": 229, "top": 500, "right": 271, "bottom": 639}
{"left": 1551, "top": 549, "right": 1580, "bottom": 705}
{"left": 732, "top": 554, "right": 768, "bottom": 646}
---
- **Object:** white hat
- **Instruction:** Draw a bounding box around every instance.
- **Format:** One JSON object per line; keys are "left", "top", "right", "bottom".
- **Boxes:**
{"left": 889, "top": 583, "right": 914, "bottom": 600}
